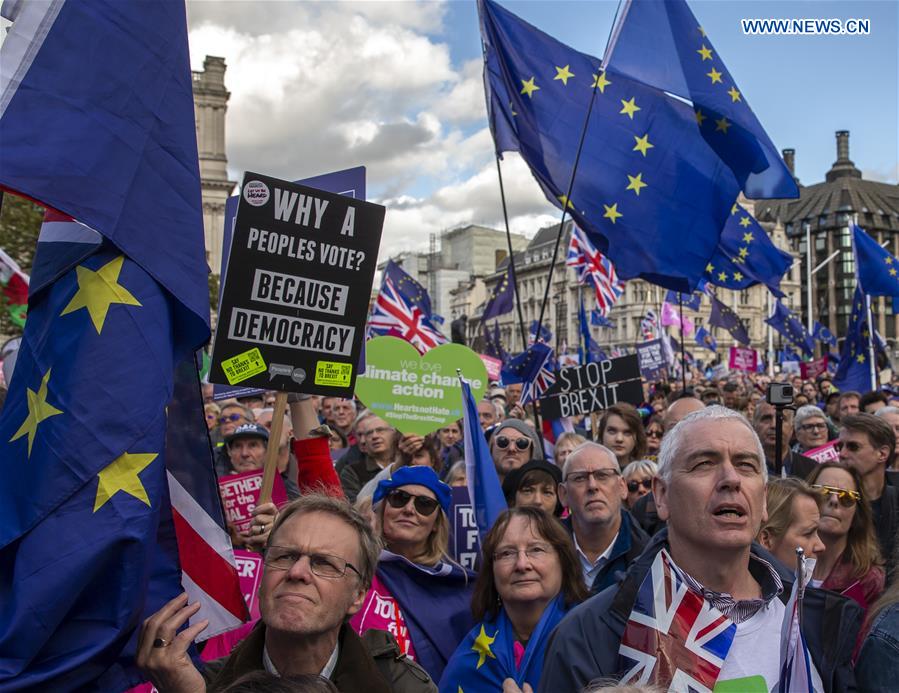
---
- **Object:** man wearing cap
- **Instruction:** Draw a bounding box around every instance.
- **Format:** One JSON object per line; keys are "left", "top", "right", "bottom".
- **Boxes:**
{"left": 489, "top": 419, "right": 542, "bottom": 483}
{"left": 225, "top": 422, "right": 269, "bottom": 474}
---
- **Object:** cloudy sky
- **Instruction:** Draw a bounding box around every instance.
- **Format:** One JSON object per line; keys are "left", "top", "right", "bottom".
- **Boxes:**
{"left": 186, "top": 0, "right": 898, "bottom": 261}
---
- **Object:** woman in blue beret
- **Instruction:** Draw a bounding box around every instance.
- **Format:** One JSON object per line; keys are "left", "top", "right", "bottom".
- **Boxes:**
{"left": 348, "top": 466, "right": 475, "bottom": 682}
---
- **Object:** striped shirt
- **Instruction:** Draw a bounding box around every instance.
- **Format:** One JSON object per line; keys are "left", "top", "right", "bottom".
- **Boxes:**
{"left": 681, "top": 554, "right": 783, "bottom": 624}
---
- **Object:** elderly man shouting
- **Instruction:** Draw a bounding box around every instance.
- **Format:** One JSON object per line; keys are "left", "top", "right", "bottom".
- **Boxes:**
{"left": 540, "top": 406, "right": 861, "bottom": 692}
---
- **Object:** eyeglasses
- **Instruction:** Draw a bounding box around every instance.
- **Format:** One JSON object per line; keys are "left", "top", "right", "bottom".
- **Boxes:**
{"left": 627, "top": 479, "right": 653, "bottom": 493}
{"left": 811, "top": 484, "right": 860, "bottom": 507}
{"left": 218, "top": 413, "right": 245, "bottom": 424}
{"left": 564, "top": 469, "right": 620, "bottom": 485}
{"left": 800, "top": 423, "right": 828, "bottom": 432}
{"left": 385, "top": 488, "right": 440, "bottom": 516}
{"left": 646, "top": 429, "right": 664, "bottom": 439}
{"left": 264, "top": 546, "right": 361, "bottom": 579}
{"left": 205, "top": 412, "right": 218, "bottom": 420}
{"left": 358, "top": 426, "right": 392, "bottom": 438}
{"left": 495, "top": 435, "right": 532, "bottom": 451}
{"left": 834, "top": 441, "right": 865, "bottom": 453}
{"left": 493, "top": 544, "right": 553, "bottom": 564}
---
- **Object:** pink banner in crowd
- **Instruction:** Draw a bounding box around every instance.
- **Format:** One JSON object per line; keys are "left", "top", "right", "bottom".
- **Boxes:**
{"left": 661, "top": 301, "right": 695, "bottom": 336}
{"left": 800, "top": 356, "right": 828, "bottom": 380}
{"left": 479, "top": 353, "right": 503, "bottom": 382}
{"left": 805, "top": 441, "right": 839, "bottom": 464}
{"left": 728, "top": 346, "right": 758, "bottom": 372}
{"left": 219, "top": 469, "right": 288, "bottom": 535}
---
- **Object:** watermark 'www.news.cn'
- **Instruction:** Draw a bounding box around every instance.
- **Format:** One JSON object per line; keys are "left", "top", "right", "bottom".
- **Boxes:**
{"left": 741, "top": 18, "right": 870, "bottom": 35}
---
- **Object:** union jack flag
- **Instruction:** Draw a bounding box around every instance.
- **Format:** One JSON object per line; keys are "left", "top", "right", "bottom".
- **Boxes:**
{"left": 640, "top": 309, "right": 659, "bottom": 341}
{"left": 501, "top": 342, "right": 556, "bottom": 407}
{"left": 566, "top": 225, "right": 624, "bottom": 316}
{"left": 368, "top": 260, "right": 447, "bottom": 353}
{"left": 619, "top": 549, "right": 737, "bottom": 693}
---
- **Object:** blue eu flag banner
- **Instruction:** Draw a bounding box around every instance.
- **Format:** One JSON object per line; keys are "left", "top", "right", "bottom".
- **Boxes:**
{"left": 0, "top": 2, "right": 209, "bottom": 688}
{"left": 664, "top": 289, "right": 703, "bottom": 312}
{"left": 854, "top": 224, "right": 899, "bottom": 297}
{"left": 765, "top": 300, "right": 814, "bottom": 356}
{"left": 460, "top": 378, "right": 506, "bottom": 540}
{"left": 708, "top": 292, "right": 750, "bottom": 345}
{"left": 483, "top": 320, "right": 508, "bottom": 364}
{"left": 591, "top": 309, "right": 614, "bottom": 328}
{"left": 704, "top": 204, "right": 792, "bottom": 297}
{"left": 604, "top": 0, "right": 799, "bottom": 200}
{"left": 695, "top": 326, "right": 718, "bottom": 352}
{"left": 812, "top": 321, "right": 837, "bottom": 348}
{"left": 578, "top": 295, "right": 607, "bottom": 363}
{"left": 479, "top": 0, "right": 741, "bottom": 290}
{"left": 482, "top": 265, "right": 516, "bottom": 320}
{"left": 528, "top": 320, "right": 553, "bottom": 345}
{"left": 834, "top": 287, "right": 874, "bottom": 393}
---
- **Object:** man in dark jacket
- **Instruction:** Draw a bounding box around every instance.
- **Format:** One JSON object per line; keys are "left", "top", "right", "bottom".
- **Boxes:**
{"left": 541, "top": 406, "right": 861, "bottom": 692}
{"left": 557, "top": 442, "right": 648, "bottom": 593}
{"left": 137, "top": 494, "right": 436, "bottom": 692}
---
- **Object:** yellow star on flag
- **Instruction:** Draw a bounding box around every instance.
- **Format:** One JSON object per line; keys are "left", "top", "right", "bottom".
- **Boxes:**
{"left": 619, "top": 97, "right": 640, "bottom": 119}
{"left": 520, "top": 77, "right": 540, "bottom": 98}
{"left": 697, "top": 45, "right": 713, "bottom": 61}
{"left": 94, "top": 452, "right": 158, "bottom": 512}
{"left": 60, "top": 256, "right": 141, "bottom": 334}
{"left": 706, "top": 263, "right": 715, "bottom": 273}
{"left": 857, "top": 354, "right": 866, "bottom": 363}
{"left": 603, "top": 203, "right": 623, "bottom": 224}
{"left": 592, "top": 71, "right": 612, "bottom": 93}
{"left": 731, "top": 203, "right": 739, "bottom": 215}
{"left": 738, "top": 247, "right": 749, "bottom": 259}
{"left": 739, "top": 216, "right": 752, "bottom": 228}
{"left": 743, "top": 232, "right": 755, "bottom": 243}
{"left": 718, "top": 271, "right": 728, "bottom": 281}
{"left": 9, "top": 368, "right": 64, "bottom": 457}
{"left": 733, "top": 271, "right": 744, "bottom": 282}
{"left": 891, "top": 268, "right": 898, "bottom": 277}
{"left": 554, "top": 64, "right": 575, "bottom": 85}
{"left": 626, "top": 173, "right": 648, "bottom": 196}
{"left": 695, "top": 109, "right": 707, "bottom": 127}
{"left": 698, "top": 26, "right": 707, "bottom": 37}
{"left": 707, "top": 67, "right": 723, "bottom": 84}
{"left": 471, "top": 625, "right": 497, "bottom": 669}
{"left": 715, "top": 117, "right": 731, "bottom": 134}
{"left": 633, "top": 133, "right": 654, "bottom": 156}
{"left": 885, "top": 257, "right": 893, "bottom": 265}
{"left": 558, "top": 194, "right": 575, "bottom": 210}
{"left": 727, "top": 86, "right": 742, "bottom": 102}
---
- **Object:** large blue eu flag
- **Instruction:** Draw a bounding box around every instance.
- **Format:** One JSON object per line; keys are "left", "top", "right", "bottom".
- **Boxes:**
{"left": 479, "top": 0, "right": 741, "bottom": 290}
{"left": 708, "top": 292, "right": 750, "bottom": 345}
{"left": 0, "top": 1, "right": 209, "bottom": 688}
{"left": 482, "top": 265, "right": 516, "bottom": 320}
{"left": 604, "top": 0, "right": 798, "bottom": 200}
{"left": 833, "top": 287, "right": 875, "bottom": 393}
{"left": 704, "top": 204, "right": 793, "bottom": 297}
{"left": 854, "top": 224, "right": 899, "bottom": 297}
{"left": 765, "top": 300, "right": 815, "bottom": 357}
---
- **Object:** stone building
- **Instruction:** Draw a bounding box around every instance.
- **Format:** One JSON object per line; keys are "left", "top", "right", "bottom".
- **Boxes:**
{"left": 756, "top": 131, "right": 899, "bottom": 345}
{"left": 192, "top": 56, "right": 236, "bottom": 275}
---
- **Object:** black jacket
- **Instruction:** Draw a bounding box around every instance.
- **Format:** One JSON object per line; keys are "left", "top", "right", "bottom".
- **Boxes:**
{"left": 539, "top": 529, "right": 862, "bottom": 692}
{"left": 562, "top": 509, "right": 648, "bottom": 594}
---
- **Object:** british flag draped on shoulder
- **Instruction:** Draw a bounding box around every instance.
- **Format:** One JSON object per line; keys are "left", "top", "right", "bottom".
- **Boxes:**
{"left": 619, "top": 549, "right": 737, "bottom": 692}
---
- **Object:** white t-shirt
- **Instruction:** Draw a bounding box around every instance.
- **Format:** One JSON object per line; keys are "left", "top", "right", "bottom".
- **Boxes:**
{"left": 715, "top": 598, "right": 824, "bottom": 692}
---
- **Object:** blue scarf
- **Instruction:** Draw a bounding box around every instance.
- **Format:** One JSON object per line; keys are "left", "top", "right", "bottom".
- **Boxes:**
{"left": 376, "top": 552, "right": 476, "bottom": 681}
{"left": 438, "top": 595, "right": 568, "bottom": 692}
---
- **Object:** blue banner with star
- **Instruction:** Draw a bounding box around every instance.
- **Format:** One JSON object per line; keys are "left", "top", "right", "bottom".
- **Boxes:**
{"left": 854, "top": 223, "right": 899, "bottom": 298}
{"left": 765, "top": 300, "right": 815, "bottom": 357}
{"left": 478, "top": 0, "right": 741, "bottom": 291}
{"left": 833, "top": 286, "right": 876, "bottom": 393}
{"left": 438, "top": 595, "right": 568, "bottom": 692}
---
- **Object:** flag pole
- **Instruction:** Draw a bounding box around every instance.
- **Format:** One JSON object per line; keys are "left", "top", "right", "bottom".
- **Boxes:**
{"left": 493, "top": 157, "right": 529, "bottom": 350}
{"left": 677, "top": 291, "right": 687, "bottom": 391}
{"left": 766, "top": 290, "right": 775, "bottom": 376}
{"left": 259, "top": 391, "right": 287, "bottom": 504}
{"left": 804, "top": 220, "right": 814, "bottom": 336}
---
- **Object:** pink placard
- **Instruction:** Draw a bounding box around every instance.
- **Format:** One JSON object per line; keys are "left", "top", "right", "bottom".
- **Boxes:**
{"left": 479, "top": 353, "right": 502, "bottom": 382}
{"left": 219, "top": 469, "right": 288, "bottom": 535}
{"left": 728, "top": 346, "right": 758, "bottom": 372}
{"left": 805, "top": 440, "right": 839, "bottom": 464}
{"left": 800, "top": 356, "right": 828, "bottom": 380}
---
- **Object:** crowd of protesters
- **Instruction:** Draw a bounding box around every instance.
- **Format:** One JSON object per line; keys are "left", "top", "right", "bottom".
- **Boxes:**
{"left": 129, "top": 370, "right": 899, "bottom": 692}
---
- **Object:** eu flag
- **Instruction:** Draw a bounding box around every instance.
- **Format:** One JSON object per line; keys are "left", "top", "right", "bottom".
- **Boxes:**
{"left": 501, "top": 342, "right": 556, "bottom": 406}
{"left": 578, "top": 294, "right": 607, "bottom": 363}
{"left": 482, "top": 265, "right": 516, "bottom": 320}
{"left": 833, "top": 287, "right": 875, "bottom": 393}
{"left": 695, "top": 326, "right": 718, "bottom": 353}
{"left": 765, "top": 301, "right": 814, "bottom": 357}
{"left": 812, "top": 321, "right": 837, "bottom": 348}
{"left": 665, "top": 289, "right": 703, "bottom": 312}
{"left": 528, "top": 320, "right": 553, "bottom": 345}
{"left": 703, "top": 204, "right": 793, "bottom": 297}
{"left": 854, "top": 224, "right": 899, "bottom": 297}
{"left": 479, "top": 0, "right": 741, "bottom": 290}
{"left": 0, "top": 2, "right": 209, "bottom": 688}
{"left": 483, "top": 320, "right": 508, "bottom": 364}
{"left": 604, "top": 0, "right": 799, "bottom": 200}
{"left": 591, "top": 310, "right": 614, "bottom": 328}
{"left": 708, "top": 292, "right": 750, "bottom": 345}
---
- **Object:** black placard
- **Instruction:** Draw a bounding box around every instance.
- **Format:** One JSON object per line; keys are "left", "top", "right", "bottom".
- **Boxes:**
{"left": 539, "top": 378, "right": 644, "bottom": 419}
{"left": 542, "top": 354, "right": 641, "bottom": 397}
{"left": 209, "top": 172, "right": 385, "bottom": 397}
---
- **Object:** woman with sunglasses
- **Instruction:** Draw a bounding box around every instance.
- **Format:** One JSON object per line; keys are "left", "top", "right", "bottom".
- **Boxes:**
{"left": 438, "top": 507, "right": 587, "bottom": 692}
{"left": 621, "top": 459, "right": 657, "bottom": 509}
{"left": 596, "top": 403, "right": 646, "bottom": 470}
{"left": 643, "top": 414, "right": 664, "bottom": 458}
{"left": 349, "top": 466, "right": 475, "bottom": 682}
{"left": 807, "top": 463, "right": 884, "bottom": 616}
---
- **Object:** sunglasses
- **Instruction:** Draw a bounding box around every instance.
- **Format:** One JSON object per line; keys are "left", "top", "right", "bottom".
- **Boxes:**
{"left": 495, "top": 435, "right": 532, "bottom": 451}
{"left": 218, "top": 413, "right": 245, "bottom": 424}
{"left": 646, "top": 429, "right": 664, "bottom": 439}
{"left": 386, "top": 489, "right": 440, "bottom": 516}
{"left": 627, "top": 479, "right": 653, "bottom": 493}
{"left": 811, "top": 484, "right": 860, "bottom": 507}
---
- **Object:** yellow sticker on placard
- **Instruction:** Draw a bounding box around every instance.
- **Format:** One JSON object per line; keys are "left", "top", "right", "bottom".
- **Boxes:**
{"left": 315, "top": 360, "right": 353, "bottom": 387}
{"left": 221, "top": 348, "right": 267, "bottom": 384}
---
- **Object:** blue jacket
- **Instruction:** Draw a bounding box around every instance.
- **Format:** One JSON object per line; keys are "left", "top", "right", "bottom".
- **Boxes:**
{"left": 539, "top": 529, "right": 862, "bottom": 692}
{"left": 562, "top": 509, "right": 648, "bottom": 594}
{"left": 856, "top": 602, "right": 899, "bottom": 691}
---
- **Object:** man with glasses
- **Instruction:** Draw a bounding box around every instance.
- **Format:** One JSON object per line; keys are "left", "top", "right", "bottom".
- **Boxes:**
{"left": 488, "top": 419, "right": 542, "bottom": 483}
{"left": 137, "top": 494, "right": 436, "bottom": 692}
{"left": 838, "top": 414, "right": 899, "bottom": 579}
{"left": 793, "top": 405, "right": 831, "bottom": 454}
{"left": 557, "top": 442, "right": 647, "bottom": 593}
{"left": 213, "top": 403, "right": 255, "bottom": 476}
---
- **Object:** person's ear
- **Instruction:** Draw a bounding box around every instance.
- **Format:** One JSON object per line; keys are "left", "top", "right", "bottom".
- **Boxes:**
{"left": 653, "top": 476, "right": 670, "bottom": 521}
